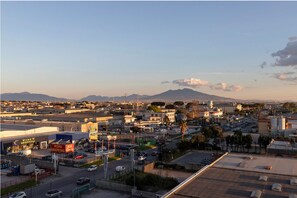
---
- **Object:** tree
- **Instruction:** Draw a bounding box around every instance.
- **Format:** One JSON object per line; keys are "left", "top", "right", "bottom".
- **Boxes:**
{"left": 130, "top": 126, "right": 141, "bottom": 133}
{"left": 179, "top": 120, "right": 188, "bottom": 141}
{"left": 163, "top": 115, "right": 170, "bottom": 128}
{"left": 174, "top": 101, "right": 184, "bottom": 106}
{"left": 147, "top": 105, "right": 162, "bottom": 113}
{"left": 245, "top": 134, "right": 253, "bottom": 153}
{"left": 191, "top": 134, "right": 206, "bottom": 149}
{"left": 258, "top": 135, "right": 272, "bottom": 153}
{"left": 151, "top": 102, "right": 166, "bottom": 107}
{"left": 165, "top": 104, "right": 175, "bottom": 109}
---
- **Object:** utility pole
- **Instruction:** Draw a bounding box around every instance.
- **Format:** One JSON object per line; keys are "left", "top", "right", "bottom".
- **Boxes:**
{"left": 103, "top": 154, "right": 108, "bottom": 180}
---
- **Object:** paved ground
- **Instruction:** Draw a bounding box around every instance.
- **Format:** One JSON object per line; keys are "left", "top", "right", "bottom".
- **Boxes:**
{"left": 82, "top": 188, "right": 131, "bottom": 198}
{"left": 215, "top": 153, "right": 297, "bottom": 176}
{"left": 171, "top": 167, "right": 297, "bottom": 198}
{"left": 2, "top": 158, "right": 132, "bottom": 198}
{"left": 170, "top": 150, "right": 215, "bottom": 166}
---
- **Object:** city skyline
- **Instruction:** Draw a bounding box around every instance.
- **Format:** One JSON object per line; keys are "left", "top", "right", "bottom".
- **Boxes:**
{"left": 1, "top": 2, "right": 297, "bottom": 101}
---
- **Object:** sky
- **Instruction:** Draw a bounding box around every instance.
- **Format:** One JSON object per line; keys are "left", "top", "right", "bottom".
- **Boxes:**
{"left": 1, "top": 1, "right": 297, "bottom": 101}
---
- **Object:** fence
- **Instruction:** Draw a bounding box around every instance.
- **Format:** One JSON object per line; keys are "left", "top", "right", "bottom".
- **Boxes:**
{"left": 132, "top": 188, "right": 157, "bottom": 198}
{"left": 1, "top": 176, "right": 31, "bottom": 188}
{"left": 96, "top": 180, "right": 134, "bottom": 193}
{"left": 107, "top": 167, "right": 132, "bottom": 180}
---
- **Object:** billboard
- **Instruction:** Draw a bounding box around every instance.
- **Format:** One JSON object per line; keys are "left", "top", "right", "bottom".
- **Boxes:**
{"left": 50, "top": 143, "right": 74, "bottom": 153}
{"left": 89, "top": 131, "right": 98, "bottom": 141}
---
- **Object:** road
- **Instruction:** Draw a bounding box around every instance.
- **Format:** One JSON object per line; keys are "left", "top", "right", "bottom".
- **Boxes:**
{"left": 23, "top": 158, "right": 131, "bottom": 198}
{"left": 22, "top": 147, "right": 160, "bottom": 198}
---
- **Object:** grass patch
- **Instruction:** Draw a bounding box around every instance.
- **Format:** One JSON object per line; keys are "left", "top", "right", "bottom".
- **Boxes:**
{"left": 137, "top": 145, "right": 156, "bottom": 151}
{"left": 108, "top": 156, "right": 120, "bottom": 161}
{"left": 80, "top": 159, "right": 103, "bottom": 168}
{"left": 80, "top": 156, "right": 121, "bottom": 168}
{"left": 1, "top": 179, "right": 37, "bottom": 196}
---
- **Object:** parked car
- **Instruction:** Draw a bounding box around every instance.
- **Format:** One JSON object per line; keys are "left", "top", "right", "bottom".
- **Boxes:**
{"left": 45, "top": 189, "right": 62, "bottom": 197}
{"left": 74, "top": 155, "right": 84, "bottom": 160}
{"left": 87, "top": 165, "right": 97, "bottom": 172}
{"left": 115, "top": 166, "right": 126, "bottom": 172}
{"left": 137, "top": 160, "right": 145, "bottom": 165}
{"left": 35, "top": 168, "right": 45, "bottom": 174}
{"left": 76, "top": 177, "right": 90, "bottom": 185}
{"left": 138, "top": 156, "right": 146, "bottom": 161}
{"left": 9, "top": 191, "right": 26, "bottom": 198}
{"left": 151, "top": 151, "right": 159, "bottom": 156}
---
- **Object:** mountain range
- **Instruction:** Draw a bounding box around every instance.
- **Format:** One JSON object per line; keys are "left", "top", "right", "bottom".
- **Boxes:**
{"left": 1, "top": 89, "right": 236, "bottom": 102}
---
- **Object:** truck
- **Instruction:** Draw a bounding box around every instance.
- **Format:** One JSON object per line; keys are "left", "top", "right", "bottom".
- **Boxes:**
{"left": 20, "top": 163, "right": 35, "bottom": 175}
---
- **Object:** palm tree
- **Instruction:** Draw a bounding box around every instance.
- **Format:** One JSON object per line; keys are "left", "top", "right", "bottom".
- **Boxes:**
{"left": 163, "top": 115, "right": 170, "bottom": 129}
{"left": 179, "top": 120, "right": 188, "bottom": 141}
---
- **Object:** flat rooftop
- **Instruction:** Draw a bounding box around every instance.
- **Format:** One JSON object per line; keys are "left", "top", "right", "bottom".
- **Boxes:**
{"left": 0, "top": 131, "right": 59, "bottom": 142}
{"left": 0, "top": 124, "right": 40, "bottom": 131}
{"left": 214, "top": 153, "right": 297, "bottom": 176}
{"left": 171, "top": 167, "right": 297, "bottom": 198}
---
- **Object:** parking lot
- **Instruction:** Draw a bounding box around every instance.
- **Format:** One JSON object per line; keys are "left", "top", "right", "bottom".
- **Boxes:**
{"left": 169, "top": 151, "right": 217, "bottom": 167}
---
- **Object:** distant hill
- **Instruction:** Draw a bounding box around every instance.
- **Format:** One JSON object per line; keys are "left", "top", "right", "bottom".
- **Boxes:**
{"left": 1, "top": 89, "right": 236, "bottom": 102}
{"left": 144, "top": 88, "right": 235, "bottom": 102}
{"left": 0, "top": 92, "right": 68, "bottom": 102}
{"left": 80, "top": 94, "right": 148, "bottom": 102}
{"left": 81, "top": 88, "right": 235, "bottom": 102}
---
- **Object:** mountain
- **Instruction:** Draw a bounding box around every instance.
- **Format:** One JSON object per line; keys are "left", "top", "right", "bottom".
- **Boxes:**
{"left": 80, "top": 94, "right": 148, "bottom": 102}
{"left": 81, "top": 89, "right": 236, "bottom": 102}
{"left": 0, "top": 92, "right": 68, "bottom": 102}
{"left": 1, "top": 89, "right": 236, "bottom": 102}
{"left": 144, "top": 88, "right": 236, "bottom": 102}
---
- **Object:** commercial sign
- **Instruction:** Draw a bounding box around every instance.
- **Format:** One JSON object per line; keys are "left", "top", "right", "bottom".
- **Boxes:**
{"left": 20, "top": 138, "right": 35, "bottom": 145}
{"left": 89, "top": 131, "right": 98, "bottom": 141}
{"left": 50, "top": 143, "right": 74, "bottom": 153}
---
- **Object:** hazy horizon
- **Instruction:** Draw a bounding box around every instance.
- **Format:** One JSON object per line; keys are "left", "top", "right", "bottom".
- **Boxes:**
{"left": 1, "top": 2, "right": 297, "bottom": 101}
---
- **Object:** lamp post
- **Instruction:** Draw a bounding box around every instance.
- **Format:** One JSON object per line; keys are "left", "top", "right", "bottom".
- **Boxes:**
{"left": 107, "top": 135, "right": 112, "bottom": 151}
{"left": 35, "top": 170, "right": 38, "bottom": 185}
{"left": 113, "top": 136, "right": 117, "bottom": 151}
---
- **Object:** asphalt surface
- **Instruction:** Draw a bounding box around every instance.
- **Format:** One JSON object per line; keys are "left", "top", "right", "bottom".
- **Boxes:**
{"left": 20, "top": 148, "right": 159, "bottom": 198}
{"left": 23, "top": 158, "right": 132, "bottom": 198}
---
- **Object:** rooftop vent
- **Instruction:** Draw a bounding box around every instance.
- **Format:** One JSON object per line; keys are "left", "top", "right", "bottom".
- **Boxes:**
{"left": 272, "top": 183, "right": 282, "bottom": 192}
{"left": 265, "top": 165, "right": 272, "bottom": 170}
{"left": 259, "top": 176, "right": 268, "bottom": 181}
{"left": 290, "top": 178, "right": 297, "bottom": 185}
{"left": 250, "top": 190, "right": 262, "bottom": 198}
{"left": 245, "top": 155, "right": 253, "bottom": 160}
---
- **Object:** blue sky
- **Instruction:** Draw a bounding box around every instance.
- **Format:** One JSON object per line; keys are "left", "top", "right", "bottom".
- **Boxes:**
{"left": 1, "top": 2, "right": 297, "bottom": 100}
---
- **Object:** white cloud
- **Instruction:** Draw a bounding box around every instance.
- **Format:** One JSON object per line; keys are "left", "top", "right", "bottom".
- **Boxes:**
{"left": 272, "top": 72, "right": 297, "bottom": 82}
{"left": 260, "top": 61, "right": 267, "bottom": 69}
{"left": 169, "top": 77, "right": 244, "bottom": 92}
{"left": 288, "top": 36, "right": 297, "bottom": 42}
{"left": 172, "top": 78, "right": 209, "bottom": 88}
{"left": 271, "top": 38, "right": 297, "bottom": 67}
{"left": 210, "top": 82, "right": 243, "bottom": 92}
{"left": 161, "top": 81, "right": 170, "bottom": 84}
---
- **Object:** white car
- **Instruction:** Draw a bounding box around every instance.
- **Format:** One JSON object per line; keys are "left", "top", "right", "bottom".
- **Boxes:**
{"left": 115, "top": 166, "right": 126, "bottom": 172}
{"left": 9, "top": 191, "right": 27, "bottom": 198}
{"left": 45, "top": 189, "right": 62, "bottom": 197}
{"left": 138, "top": 156, "right": 146, "bottom": 161}
{"left": 35, "top": 168, "right": 45, "bottom": 174}
{"left": 87, "top": 165, "right": 97, "bottom": 171}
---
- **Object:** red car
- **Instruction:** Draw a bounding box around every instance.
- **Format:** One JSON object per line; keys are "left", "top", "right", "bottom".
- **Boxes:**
{"left": 74, "top": 155, "right": 84, "bottom": 159}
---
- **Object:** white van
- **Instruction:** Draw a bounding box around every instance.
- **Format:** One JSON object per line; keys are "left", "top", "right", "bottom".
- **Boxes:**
{"left": 18, "top": 150, "right": 32, "bottom": 156}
